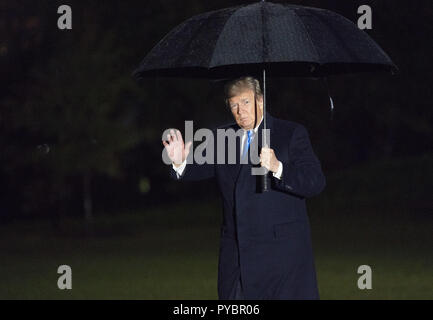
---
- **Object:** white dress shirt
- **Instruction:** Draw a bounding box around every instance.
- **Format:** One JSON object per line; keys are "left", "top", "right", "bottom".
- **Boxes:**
{"left": 173, "top": 116, "right": 283, "bottom": 179}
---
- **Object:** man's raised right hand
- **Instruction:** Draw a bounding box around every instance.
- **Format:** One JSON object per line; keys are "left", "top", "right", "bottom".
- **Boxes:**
{"left": 162, "top": 129, "right": 192, "bottom": 168}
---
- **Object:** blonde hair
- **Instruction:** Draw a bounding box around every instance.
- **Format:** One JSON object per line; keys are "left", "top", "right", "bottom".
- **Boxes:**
{"left": 224, "top": 76, "right": 263, "bottom": 107}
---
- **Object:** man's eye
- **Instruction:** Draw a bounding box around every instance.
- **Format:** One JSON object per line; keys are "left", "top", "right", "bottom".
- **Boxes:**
{"left": 245, "top": 100, "right": 249, "bottom": 104}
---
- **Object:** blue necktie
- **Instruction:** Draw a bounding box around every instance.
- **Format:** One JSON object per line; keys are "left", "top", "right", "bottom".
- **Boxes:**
{"left": 242, "top": 130, "right": 252, "bottom": 160}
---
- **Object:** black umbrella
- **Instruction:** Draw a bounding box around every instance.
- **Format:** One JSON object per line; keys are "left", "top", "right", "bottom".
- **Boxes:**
{"left": 133, "top": 1, "right": 397, "bottom": 79}
{"left": 133, "top": 1, "right": 397, "bottom": 190}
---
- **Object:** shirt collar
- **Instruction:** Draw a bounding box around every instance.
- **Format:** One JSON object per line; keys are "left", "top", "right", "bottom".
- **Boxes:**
{"left": 243, "top": 115, "right": 263, "bottom": 135}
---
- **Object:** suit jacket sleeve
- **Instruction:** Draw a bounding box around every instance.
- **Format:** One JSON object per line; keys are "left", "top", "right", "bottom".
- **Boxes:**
{"left": 273, "top": 124, "right": 326, "bottom": 198}
{"left": 169, "top": 130, "right": 216, "bottom": 181}
{"left": 169, "top": 160, "right": 215, "bottom": 181}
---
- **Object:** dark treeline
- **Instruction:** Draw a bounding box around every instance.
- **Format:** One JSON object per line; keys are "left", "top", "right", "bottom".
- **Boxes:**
{"left": 1, "top": 0, "right": 432, "bottom": 222}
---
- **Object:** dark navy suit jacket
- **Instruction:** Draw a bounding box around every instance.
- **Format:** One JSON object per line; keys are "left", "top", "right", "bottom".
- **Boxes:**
{"left": 170, "top": 113, "right": 326, "bottom": 299}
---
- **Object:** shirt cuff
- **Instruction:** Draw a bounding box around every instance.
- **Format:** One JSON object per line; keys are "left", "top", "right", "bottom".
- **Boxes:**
{"left": 172, "top": 160, "right": 187, "bottom": 178}
{"left": 272, "top": 161, "right": 283, "bottom": 180}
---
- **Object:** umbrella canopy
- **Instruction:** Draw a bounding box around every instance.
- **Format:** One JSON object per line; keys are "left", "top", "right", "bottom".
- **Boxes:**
{"left": 133, "top": 1, "right": 398, "bottom": 192}
{"left": 133, "top": 1, "right": 397, "bottom": 80}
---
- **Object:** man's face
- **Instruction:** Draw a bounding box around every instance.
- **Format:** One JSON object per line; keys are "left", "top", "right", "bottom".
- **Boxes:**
{"left": 228, "top": 89, "right": 263, "bottom": 130}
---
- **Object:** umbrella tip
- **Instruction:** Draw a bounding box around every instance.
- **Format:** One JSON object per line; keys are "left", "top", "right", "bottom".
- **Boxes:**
{"left": 310, "top": 64, "right": 316, "bottom": 73}
{"left": 390, "top": 64, "right": 399, "bottom": 76}
{"left": 131, "top": 68, "right": 144, "bottom": 82}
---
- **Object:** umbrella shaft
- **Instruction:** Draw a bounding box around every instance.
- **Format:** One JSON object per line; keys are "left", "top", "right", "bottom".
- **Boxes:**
{"left": 263, "top": 68, "right": 267, "bottom": 147}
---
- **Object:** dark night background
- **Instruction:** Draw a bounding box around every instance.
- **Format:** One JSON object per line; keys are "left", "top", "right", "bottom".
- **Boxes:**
{"left": 0, "top": 0, "right": 432, "bottom": 299}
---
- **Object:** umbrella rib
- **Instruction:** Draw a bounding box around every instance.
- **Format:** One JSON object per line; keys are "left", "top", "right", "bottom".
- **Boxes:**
{"left": 173, "top": 18, "right": 211, "bottom": 68}
{"left": 208, "top": 8, "right": 241, "bottom": 69}
{"left": 292, "top": 9, "right": 322, "bottom": 66}
{"left": 310, "top": 9, "right": 397, "bottom": 71}
{"left": 308, "top": 9, "right": 362, "bottom": 63}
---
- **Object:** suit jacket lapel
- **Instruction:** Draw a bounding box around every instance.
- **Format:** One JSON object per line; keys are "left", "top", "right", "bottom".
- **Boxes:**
{"left": 235, "top": 113, "right": 274, "bottom": 183}
{"left": 225, "top": 124, "right": 242, "bottom": 183}
{"left": 223, "top": 113, "right": 274, "bottom": 184}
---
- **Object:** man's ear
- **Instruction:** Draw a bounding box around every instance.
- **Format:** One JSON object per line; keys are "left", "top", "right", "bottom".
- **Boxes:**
{"left": 257, "top": 95, "right": 264, "bottom": 110}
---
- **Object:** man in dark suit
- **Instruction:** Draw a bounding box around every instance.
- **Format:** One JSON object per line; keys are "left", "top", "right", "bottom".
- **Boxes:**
{"left": 162, "top": 76, "right": 326, "bottom": 300}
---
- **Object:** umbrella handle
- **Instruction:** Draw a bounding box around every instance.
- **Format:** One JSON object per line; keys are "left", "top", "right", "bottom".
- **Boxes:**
{"left": 260, "top": 172, "right": 270, "bottom": 192}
